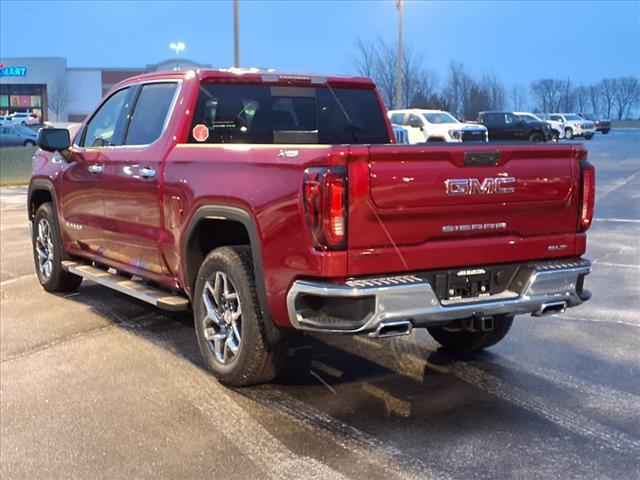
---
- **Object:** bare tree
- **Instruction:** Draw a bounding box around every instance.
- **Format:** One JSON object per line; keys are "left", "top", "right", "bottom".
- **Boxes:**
{"left": 559, "top": 78, "right": 574, "bottom": 112}
{"left": 510, "top": 85, "right": 527, "bottom": 111}
{"left": 530, "top": 79, "right": 564, "bottom": 112}
{"left": 47, "top": 77, "right": 68, "bottom": 121}
{"left": 599, "top": 78, "right": 616, "bottom": 119}
{"left": 481, "top": 72, "right": 506, "bottom": 111}
{"left": 588, "top": 85, "right": 601, "bottom": 115}
{"left": 410, "top": 69, "right": 439, "bottom": 107}
{"left": 353, "top": 39, "right": 377, "bottom": 79}
{"left": 443, "top": 62, "right": 474, "bottom": 118}
{"left": 613, "top": 76, "right": 640, "bottom": 119}
{"left": 352, "top": 38, "right": 438, "bottom": 110}
{"left": 573, "top": 85, "right": 589, "bottom": 113}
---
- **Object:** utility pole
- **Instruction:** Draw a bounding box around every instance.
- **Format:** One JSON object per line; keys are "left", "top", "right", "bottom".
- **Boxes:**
{"left": 234, "top": 0, "right": 240, "bottom": 68}
{"left": 396, "top": 0, "right": 403, "bottom": 109}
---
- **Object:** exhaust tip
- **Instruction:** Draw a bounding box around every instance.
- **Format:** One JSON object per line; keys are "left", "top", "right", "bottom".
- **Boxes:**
{"left": 532, "top": 301, "right": 567, "bottom": 317}
{"left": 370, "top": 320, "right": 413, "bottom": 338}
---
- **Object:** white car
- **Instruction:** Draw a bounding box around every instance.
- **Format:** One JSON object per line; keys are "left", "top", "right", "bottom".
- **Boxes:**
{"left": 388, "top": 109, "right": 488, "bottom": 143}
{"left": 548, "top": 113, "right": 595, "bottom": 140}
{"left": 516, "top": 112, "right": 564, "bottom": 141}
{"left": 9, "top": 112, "right": 40, "bottom": 126}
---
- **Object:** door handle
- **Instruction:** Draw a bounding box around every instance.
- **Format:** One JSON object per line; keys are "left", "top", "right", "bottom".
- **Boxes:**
{"left": 139, "top": 167, "right": 156, "bottom": 178}
{"left": 88, "top": 164, "right": 103, "bottom": 174}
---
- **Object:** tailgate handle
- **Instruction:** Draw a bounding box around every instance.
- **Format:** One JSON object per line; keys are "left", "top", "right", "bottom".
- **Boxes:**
{"left": 464, "top": 151, "right": 500, "bottom": 166}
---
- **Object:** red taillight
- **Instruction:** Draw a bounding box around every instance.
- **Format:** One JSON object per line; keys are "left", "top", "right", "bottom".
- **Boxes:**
{"left": 579, "top": 160, "right": 595, "bottom": 231}
{"left": 303, "top": 167, "right": 347, "bottom": 250}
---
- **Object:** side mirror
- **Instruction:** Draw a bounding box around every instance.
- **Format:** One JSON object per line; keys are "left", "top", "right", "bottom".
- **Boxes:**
{"left": 408, "top": 118, "right": 422, "bottom": 129}
{"left": 37, "top": 128, "right": 70, "bottom": 152}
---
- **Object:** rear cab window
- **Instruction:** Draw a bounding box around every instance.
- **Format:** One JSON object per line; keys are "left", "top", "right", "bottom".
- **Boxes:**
{"left": 189, "top": 83, "right": 389, "bottom": 145}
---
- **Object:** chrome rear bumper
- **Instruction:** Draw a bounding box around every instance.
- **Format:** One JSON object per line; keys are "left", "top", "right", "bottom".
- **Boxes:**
{"left": 286, "top": 259, "right": 591, "bottom": 335}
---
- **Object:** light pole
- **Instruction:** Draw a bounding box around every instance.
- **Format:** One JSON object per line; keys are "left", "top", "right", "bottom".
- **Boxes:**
{"left": 233, "top": 0, "right": 240, "bottom": 67}
{"left": 396, "top": 0, "right": 403, "bottom": 109}
{"left": 170, "top": 41, "right": 185, "bottom": 71}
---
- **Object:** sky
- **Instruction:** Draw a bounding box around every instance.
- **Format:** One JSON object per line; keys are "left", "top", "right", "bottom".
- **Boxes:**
{"left": 1, "top": 0, "right": 639, "bottom": 88}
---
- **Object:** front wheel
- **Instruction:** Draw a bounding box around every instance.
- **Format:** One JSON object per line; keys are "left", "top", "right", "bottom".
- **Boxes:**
{"left": 564, "top": 127, "right": 574, "bottom": 140}
{"left": 427, "top": 315, "right": 514, "bottom": 353}
{"left": 193, "top": 245, "right": 284, "bottom": 386}
{"left": 529, "top": 132, "right": 545, "bottom": 143}
{"left": 32, "top": 203, "right": 83, "bottom": 292}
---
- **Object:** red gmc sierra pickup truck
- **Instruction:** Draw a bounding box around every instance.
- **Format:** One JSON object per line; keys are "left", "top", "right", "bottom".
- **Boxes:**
{"left": 29, "top": 69, "right": 594, "bottom": 386}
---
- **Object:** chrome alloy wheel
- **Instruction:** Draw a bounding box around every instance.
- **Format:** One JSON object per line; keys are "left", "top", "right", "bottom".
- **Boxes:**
{"left": 35, "top": 218, "right": 54, "bottom": 281}
{"left": 202, "top": 271, "right": 242, "bottom": 364}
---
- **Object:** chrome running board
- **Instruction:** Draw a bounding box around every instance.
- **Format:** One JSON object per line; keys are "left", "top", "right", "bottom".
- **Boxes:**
{"left": 62, "top": 261, "right": 190, "bottom": 312}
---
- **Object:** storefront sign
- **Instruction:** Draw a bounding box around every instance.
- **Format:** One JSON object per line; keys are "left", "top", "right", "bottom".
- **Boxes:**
{"left": 0, "top": 64, "right": 27, "bottom": 77}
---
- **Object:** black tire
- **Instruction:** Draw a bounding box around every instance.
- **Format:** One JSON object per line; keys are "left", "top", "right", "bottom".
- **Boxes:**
{"left": 21, "top": 121, "right": 27, "bottom": 126}
{"left": 24, "top": 140, "right": 36, "bottom": 147}
{"left": 32, "top": 203, "right": 83, "bottom": 292}
{"left": 585, "top": 133, "right": 594, "bottom": 140}
{"left": 550, "top": 131, "right": 559, "bottom": 143}
{"left": 427, "top": 315, "right": 514, "bottom": 353}
{"left": 564, "top": 127, "right": 573, "bottom": 140}
{"left": 193, "top": 245, "right": 284, "bottom": 386}
{"left": 529, "top": 132, "right": 544, "bottom": 142}
{"left": 602, "top": 129, "right": 610, "bottom": 134}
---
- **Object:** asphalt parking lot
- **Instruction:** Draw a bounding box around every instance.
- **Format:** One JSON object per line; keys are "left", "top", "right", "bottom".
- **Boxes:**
{"left": 1, "top": 131, "right": 639, "bottom": 479}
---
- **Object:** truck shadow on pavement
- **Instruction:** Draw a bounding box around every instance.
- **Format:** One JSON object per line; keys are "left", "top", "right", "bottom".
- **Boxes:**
{"left": 60, "top": 281, "right": 640, "bottom": 460}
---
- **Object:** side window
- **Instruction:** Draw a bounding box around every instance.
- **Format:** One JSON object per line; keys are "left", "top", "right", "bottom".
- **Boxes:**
{"left": 409, "top": 114, "right": 423, "bottom": 127}
{"left": 505, "top": 113, "right": 517, "bottom": 124}
{"left": 484, "top": 113, "right": 500, "bottom": 126}
{"left": 390, "top": 113, "right": 404, "bottom": 125}
{"left": 82, "top": 88, "right": 130, "bottom": 148}
{"left": 125, "top": 83, "right": 178, "bottom": 145}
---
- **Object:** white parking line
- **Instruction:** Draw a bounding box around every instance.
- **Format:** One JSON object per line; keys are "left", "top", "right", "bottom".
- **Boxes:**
{"left": 594, "top": 218, "right": 640, "bottom": 223}
{"left": 598, "top": 170, "right": 640, "bottom": 199}
{"left": 442, "top": 362, "right": 640, "bottom": 457}
{"left": 593, "top": 261, "right": 640, "bottom": 269}
{"left": 549, "top": 313, "right": 640, "bottom": 328}
{"left": 382, "top": 338, "right": 640, "bottom": 457}
{"left": 493, "top": 356, "right": 640, "bottom": 418}
{"left": 0, "top": 273, "right": 35, "bottom": 287}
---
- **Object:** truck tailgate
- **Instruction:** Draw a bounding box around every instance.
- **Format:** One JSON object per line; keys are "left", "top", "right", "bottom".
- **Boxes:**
{"left": 347, "top": 144, "right": 583, "bottom": 276}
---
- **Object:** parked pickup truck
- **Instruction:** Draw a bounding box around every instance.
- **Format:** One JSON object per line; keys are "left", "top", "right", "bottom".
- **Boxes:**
{"left": 477, "top": 111, "right": 552, "bottom": 142}
{"left": 388, "top": 109, "right": 488, "bottom": 143}
{"left": 29, "top": 69, "right": 594, "bottom": 386}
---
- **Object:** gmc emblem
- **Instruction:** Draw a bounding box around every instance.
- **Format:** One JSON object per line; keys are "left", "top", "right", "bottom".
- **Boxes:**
{"left": 445, "top": 177, "right": 516, "bottom": 195}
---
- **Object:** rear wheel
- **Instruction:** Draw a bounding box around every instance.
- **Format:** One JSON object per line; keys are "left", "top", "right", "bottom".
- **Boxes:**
{"left": 32, "top": 203, "right": 83, "bottom": 292}
{"left": 602, "top": 129, "right": 610, "bottom": 134}
{"left": 564, "top": 127, "right": 574, "bottom": 139}
{"left": 24, "top": 140, "right": 36, "bottom": 147}
{"left": 427, "top": 315, "right": 514, "bottom": 353}
{"left": 193, "top": 246, "right": 284, "bottom": 386}
{"left": 585, "top": 133, "right": 594, "bottom": 140}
